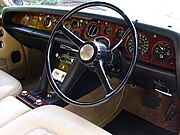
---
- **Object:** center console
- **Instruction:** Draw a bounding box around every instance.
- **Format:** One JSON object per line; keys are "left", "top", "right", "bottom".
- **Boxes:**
{"left": 17, "top": 91, "right": 48, "bottom": 108}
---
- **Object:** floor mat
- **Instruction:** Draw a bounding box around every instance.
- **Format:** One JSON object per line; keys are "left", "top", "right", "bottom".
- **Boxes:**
{"left": 104, "top": 110, "right": 178, "bottom": 135}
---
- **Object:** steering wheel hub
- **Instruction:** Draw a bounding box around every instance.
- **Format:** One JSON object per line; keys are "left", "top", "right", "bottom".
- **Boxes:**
{"left": 80, "top": 44, "right": 95, "bottom": 61}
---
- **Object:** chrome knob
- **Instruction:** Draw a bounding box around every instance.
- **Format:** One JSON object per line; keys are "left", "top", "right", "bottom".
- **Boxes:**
{"left": 21, "top": 90, "right": 28, "bottom": 96}
{"left": 35, "top": 99, "right": 42, "bottom": 106}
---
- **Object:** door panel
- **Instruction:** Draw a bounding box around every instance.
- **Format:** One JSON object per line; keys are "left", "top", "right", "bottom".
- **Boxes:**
{"left": 0, "top": 18, "right": 27, "bottom": 79}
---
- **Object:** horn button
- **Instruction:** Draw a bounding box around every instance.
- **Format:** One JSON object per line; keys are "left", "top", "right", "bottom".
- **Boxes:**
{"left": 80, "top": 44, "right": 95, "bottom": 61}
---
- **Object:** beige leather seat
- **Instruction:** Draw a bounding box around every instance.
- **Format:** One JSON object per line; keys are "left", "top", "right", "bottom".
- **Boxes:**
{"left": 0, "top": 70, "right": 22, "bottom": 100}
{"left": 0, "top": 103, "right": 111, "bottom": 135}
{"left": 0, "top": 70, "right": 111, "bottom": 134}
{"left": 0, "top": 96, "right": 31, "bottom": 128}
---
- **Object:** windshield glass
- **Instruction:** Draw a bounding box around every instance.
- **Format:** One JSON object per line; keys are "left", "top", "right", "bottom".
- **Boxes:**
{"left": 22, "top": 0, "right": 179, "bottom": 20}
{"left": 23, "top": 0, "right": 91, "bottom": 5}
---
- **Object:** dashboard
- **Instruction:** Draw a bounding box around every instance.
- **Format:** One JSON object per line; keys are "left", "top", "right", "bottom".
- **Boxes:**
{"left": 2, "top": 6, "right": 180, "bottom": 98}
{"left": 12, "top": 12, "right": 176, "bottom": 70}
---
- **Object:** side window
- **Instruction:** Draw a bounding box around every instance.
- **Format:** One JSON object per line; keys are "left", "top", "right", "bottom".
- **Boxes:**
{"left": 0, "top": 4, "right": 3, "bottom": 15}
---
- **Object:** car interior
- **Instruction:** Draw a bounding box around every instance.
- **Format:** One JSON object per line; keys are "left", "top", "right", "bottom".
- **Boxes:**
{"left": 0, "top": 0, "right": 179, "bottom": 134}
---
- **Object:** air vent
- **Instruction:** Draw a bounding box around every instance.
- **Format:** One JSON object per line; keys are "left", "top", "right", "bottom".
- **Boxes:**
{"left": 87, "top": 23, "right": 98, "bottom": 37}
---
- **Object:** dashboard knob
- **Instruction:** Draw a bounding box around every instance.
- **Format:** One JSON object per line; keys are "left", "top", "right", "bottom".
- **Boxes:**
{"left": 35, "top": 99, "right": 42, "bottom": 106}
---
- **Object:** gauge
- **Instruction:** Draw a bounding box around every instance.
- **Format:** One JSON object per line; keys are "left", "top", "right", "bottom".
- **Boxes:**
{"left": 104, "top": 26, "right": 112, "bottom": 35}
{"left": 72, "top": 20, "right": 77, "bottom": 28}
{"left": 116, "top": 27, "right": 125, "bottom": 39}
{"left": 94, "top": 36, "right": 110, "bottom": 48}
{"left": 153, "top": 41, "right": 172, "bottom": 62}
{"left": 44, "top": 16, "right": 52, "bottom": 28}
{"left": 127, "top": 33, "right": 149, "bottom": 56}
{"left": 87, "top": 22, "right": 98, "bottom": 37}
{"left": 65, "top": 23, "right": 71, "bottom": 30}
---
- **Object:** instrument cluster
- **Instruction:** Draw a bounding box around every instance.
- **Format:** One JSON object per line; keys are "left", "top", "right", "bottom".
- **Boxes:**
{"left": 12, "top": 13, "right": 176, "bottom": 70}
{"left": 124, "top": 32, "right": 175, "bottom": 70}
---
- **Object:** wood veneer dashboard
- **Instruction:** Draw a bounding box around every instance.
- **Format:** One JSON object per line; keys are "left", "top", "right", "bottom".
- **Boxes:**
{"left": 12, "top": 12, "right": 176, "bottom": 70}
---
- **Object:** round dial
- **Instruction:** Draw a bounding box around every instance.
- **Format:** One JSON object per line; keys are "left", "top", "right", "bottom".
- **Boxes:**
{"left": 65, "top": 23, "right": 71, "bottom": 30}
{"left": 127, "top": 33, "right": 149, "bottom": 56}
{"left": 87, "top": 22, "right": 98, "bottom": 37}
{"left": 116, "top": 27, "right": 125, "bottom": 39}
{"left": 153, "top": 41, "right": 172, "bottom": 62}
{"left": 104, "top": 26, "right": 112, "bottom": 35}
{"left": 71, "top": 20, "right": 77, "bottom": 28}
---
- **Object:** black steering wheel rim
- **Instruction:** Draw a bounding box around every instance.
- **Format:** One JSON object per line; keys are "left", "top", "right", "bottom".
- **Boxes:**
{"left": 46, "top": 1, "right": 138, "bottom": 106}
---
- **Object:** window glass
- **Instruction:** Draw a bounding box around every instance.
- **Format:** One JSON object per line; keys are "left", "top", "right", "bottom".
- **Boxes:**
{"left": 0, "top": 4, "right": 3, "bottom": 15}
{"left": 23, "top": 0, "right": 91, "bottom": 5}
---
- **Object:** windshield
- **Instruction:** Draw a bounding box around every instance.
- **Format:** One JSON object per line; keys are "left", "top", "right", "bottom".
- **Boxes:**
{"left": 22, "top": 0, "right": 180, "bottom": 20}
{"left": 23, "top": 0, "right": 91, "bottom": 5}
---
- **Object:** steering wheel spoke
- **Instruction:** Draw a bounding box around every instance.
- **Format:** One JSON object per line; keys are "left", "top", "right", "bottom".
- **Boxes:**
{"left": 94, "top": 60, "right": 113, "bottom": 94}
{"left": 60, "top": 55, "right": 86, "bottom": 94}
{"left": 57, "top": 25, "right": 84, "bottom": 47}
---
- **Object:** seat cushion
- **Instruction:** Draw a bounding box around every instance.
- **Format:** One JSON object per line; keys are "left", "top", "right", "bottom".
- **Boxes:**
{"left": 0, "top": 96, "right": 31, "bottom": 128}
{"left": 0, "top": 70, "right": 22, "bottom": 100}
{"left": 25, "top": 128, "right": 56, "bottom": 135}
{"left": 0, "top": 105, "right": 111, "bottom": 135}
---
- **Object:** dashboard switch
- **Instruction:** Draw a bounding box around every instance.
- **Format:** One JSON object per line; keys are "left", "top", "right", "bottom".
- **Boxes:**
{"left": 0, "top": 30, "right": 3, "bottom": 37}
{"left": 52, "top": 68, "right": 67, "bottom": 83}
{"left": 0, "top": 41, "right": 4, "bottom": 48}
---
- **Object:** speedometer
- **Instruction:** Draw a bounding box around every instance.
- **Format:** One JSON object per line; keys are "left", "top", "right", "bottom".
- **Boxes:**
{"left": 127, "top": 33, "right": 149, "bottom": 56}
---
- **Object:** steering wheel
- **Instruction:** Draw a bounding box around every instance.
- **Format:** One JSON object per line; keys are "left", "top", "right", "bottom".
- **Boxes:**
{"left": 46, "top": 2, "right": 138, "bottom": 106}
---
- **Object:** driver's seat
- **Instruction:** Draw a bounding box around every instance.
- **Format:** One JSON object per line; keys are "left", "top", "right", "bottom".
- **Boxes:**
{"left": 0, "top": 104, "right": 111, "bottom": 135}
